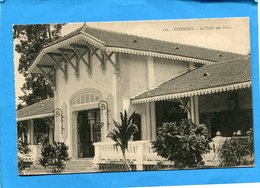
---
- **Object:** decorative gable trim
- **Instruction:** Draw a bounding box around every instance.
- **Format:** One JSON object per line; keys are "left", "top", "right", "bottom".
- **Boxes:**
{"left": 29, "top": 33, "right": 214, "bottom": 73}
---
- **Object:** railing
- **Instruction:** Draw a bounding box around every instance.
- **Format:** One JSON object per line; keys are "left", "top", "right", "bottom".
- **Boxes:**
{"left": 94, "top": 137, "right": 241, "bottom": 169}
{"left": 93, "top": 140, "right": 165, "bottom": 170}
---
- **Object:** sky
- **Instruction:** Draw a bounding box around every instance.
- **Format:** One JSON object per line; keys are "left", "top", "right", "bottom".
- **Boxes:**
{"left": 14, "top": 18, "right": 250, "bottom": 104}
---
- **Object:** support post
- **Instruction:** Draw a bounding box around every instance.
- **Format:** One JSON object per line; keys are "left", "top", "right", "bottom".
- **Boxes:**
{"left": 49, "top": 123, "right": 54, "bottom": 145}
{"left": 28, "top": 119, "right": 34, "bottom": 145}
{"left": 190, "top": 96, "right": 200, "bottom": 124}
{"left": 194, "top": 96, "right": 200, "bottom": 124}
{"left": 150, "top": 102, "right": 156, "bottom": 140}
{"left": 145, "top": 103, "right": 151, "bottom": 140}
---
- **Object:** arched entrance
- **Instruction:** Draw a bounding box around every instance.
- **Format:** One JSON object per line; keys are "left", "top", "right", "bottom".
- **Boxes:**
{"left": 70, "top": 88, "right": 104, "bottom": 158}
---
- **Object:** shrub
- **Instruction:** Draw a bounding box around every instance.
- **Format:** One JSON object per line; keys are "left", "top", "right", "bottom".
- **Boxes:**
{"left": 39, "top": 141, "right": 70, "bottom": 173}
{"left": 17, "top": 139, "right": 31, "bottom": 173}
{"left": 152, "top": 119, "right": 211, "bottom": 168}
{"left": 18, "top": 139, "right": 31, "bottom": 154}
{"left": 217, "top": 130, "right": 254, "bottom": 167}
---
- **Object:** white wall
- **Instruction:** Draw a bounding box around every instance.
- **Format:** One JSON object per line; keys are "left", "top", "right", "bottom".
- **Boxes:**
{"left": 53, "top": 49, "right": 191, "bottom": 154}
{"left": 153, "top": 58, "right": 189, "bottom": 86}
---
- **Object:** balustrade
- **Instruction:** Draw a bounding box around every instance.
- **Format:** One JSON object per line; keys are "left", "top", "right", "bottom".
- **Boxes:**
{"left": 93, "top": 140, "right": 163, "bottom": 170}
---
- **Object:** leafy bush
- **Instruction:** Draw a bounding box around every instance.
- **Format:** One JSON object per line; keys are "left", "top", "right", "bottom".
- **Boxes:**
{"left": 152, "top": 119, "right": 211, "bottom": 168}
{"left": 17, "top": 139, "right": 32, "bottom": 173}
{"left": 218, "top": 129, "right": 254, "bottom": 167}
{"left": 39, "top": 142, "right": 70, "bottom": 173}
{"left": 18, "top": 139, "right": 31, "bottom": 154}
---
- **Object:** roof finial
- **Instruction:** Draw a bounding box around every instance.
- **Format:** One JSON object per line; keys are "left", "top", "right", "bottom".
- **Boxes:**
{"left": 80, "top": 22, "right": 88, "bottom": 30}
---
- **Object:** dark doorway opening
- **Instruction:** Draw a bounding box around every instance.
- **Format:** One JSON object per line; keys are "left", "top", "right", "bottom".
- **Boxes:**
{"left": 77, "top": 109, "right": 101, "bottom": 158}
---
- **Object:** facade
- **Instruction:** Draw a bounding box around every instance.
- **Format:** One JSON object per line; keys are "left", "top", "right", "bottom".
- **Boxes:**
{"left": 17, "top": 25, "right": 253, "bottom": 172}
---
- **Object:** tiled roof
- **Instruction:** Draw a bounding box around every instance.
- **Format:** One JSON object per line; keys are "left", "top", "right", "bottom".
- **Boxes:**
{"left": 17, "top": 98, "right": 54, "bottom": 120}
{"left": 131, "top": 58, "right": 251, "bottom": 102}
{"left": 44, "top": 25, "right": 245, "bottom": 62}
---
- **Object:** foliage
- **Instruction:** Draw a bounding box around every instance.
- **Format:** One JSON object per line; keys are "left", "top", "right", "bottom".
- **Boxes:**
{"left": 107, "top": 111, "right": 138, "bottom": 171}
{"left": 152, "top": 119, "right": 211, "bottom": 168}
{"left": 18, "top": 157, "right": 27, "bottom": 173}
{"left": 17, "top": 139, "right": 31, "bottom": 173}
{"left": 218, "top": 129, "right": 254, "bottom": 167}
{"left": 39, "top": 142, "right": 70, "bottom": 173}
{"left": 18, "top": 139, "right": 31, "bottom": 154}
{"left": 13, "top": 24, "right": 64, "bottom": 106}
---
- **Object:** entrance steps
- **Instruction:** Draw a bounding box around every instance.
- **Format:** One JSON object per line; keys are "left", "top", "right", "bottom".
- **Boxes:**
{"left": 64, "top": 158, "right": 98, "bottom": 173}
{"left": 21, "top": 158, "right": 98, "bottom": 175}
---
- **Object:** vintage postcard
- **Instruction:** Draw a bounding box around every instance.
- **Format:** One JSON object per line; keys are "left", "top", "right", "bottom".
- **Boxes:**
{"left": 14, "top": 18, "right": 254, "bottom": 175}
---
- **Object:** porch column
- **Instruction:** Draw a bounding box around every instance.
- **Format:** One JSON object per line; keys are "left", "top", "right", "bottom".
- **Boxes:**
{"left": 48, "top": 123, "right": 54, "bottom": 144}
{"left": 145, "top": 103, "right": 151, "bottom": 140}
{"left": 150, "top": 102, "right": 156, "bottom": 140}
{"left": 146, "top": 56, "right": 156, "bottom": 141}
{"left": 145, "top": 102, "right": 156, "bottom": 140}
{"left": 190, "top": 96, "right": 200, "bottom": 124}
{"left": 141, "top": 114, "right": 147, "bottom": 140}
{"left": 28, "top": 119, "right": 34, "bottom": 145}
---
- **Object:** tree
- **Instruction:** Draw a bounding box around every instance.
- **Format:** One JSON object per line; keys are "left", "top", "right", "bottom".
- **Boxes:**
{"left": 13, "top": 24, "right": 64, "bottom": 106}
{"left": 152, "top": 119, "right": 211, "bottom": 168}
{"left": 107, "top": 111, "right": 138, "bottom": 171}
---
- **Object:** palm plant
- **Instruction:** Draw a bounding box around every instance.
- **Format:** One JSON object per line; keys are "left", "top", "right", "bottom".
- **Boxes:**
{"left": 107, "top": 111, "right": 138, "bottom": 171}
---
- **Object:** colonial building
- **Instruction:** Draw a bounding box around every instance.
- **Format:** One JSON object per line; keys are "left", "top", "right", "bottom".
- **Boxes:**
{"left": 17, "top": 25, "right": 252, "bottom": 172}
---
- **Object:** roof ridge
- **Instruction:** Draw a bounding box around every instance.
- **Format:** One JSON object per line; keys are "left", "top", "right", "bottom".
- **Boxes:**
{"left": 82, "top": 25, "right": 246, "bottom": 56}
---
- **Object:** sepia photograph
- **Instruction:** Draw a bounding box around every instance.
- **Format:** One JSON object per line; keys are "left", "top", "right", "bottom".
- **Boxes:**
{"left": 14, "top": 18, "right": 254, "bottom": 175}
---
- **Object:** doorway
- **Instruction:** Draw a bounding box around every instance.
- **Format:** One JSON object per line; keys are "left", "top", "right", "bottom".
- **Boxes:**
{"left": 77, "top": 109, "right": 101, "bottom": 158}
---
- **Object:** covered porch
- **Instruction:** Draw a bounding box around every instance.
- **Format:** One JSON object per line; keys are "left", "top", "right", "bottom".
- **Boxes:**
{"left": 93, "top": 58, "right": 253, "bottom": 169}
{"left": 17, "top": 98, "right": 55, "bottom": 164}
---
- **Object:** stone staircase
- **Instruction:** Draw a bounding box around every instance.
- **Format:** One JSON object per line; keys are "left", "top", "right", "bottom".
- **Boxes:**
{"left": 22, "top": 164, "right": 52, "bottom": 175}
{"left": 64, "top": 158, "right": 98, "bottom": 173}
{"left": 21, "top": 158, "right": 98, "bottom": 175}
